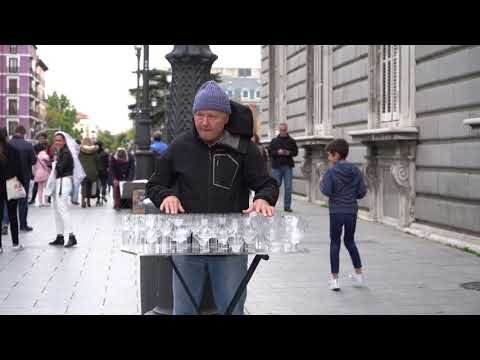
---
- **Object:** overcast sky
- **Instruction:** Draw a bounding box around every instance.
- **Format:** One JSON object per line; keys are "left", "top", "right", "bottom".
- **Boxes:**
{"left": 39, "top": 45, "right": 261, "bottom": 134}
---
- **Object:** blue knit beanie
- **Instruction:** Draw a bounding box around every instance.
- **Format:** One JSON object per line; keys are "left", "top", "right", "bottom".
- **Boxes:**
{"left": 193, "top": 80, "right": 231, "bottom": 114}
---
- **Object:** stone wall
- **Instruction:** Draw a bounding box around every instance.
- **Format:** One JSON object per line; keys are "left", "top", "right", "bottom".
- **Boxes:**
{"left": 414, "top": 45, "right": 480, "bottom": 234}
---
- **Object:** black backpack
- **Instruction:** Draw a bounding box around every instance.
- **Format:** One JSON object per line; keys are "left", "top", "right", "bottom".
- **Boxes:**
{"left": 225, "top": 100, "right": 254, "bottom": 138}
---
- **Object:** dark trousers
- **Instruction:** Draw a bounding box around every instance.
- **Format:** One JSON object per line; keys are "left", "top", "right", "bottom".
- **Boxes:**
{"left": 329, "top": 213, "right": 362, "bottom": 274}
{"left": 30, "top": 182, "right": 38, "bottom": 203}
{"left": 18, "top": 183, "right": 29, "bottom": 228}
{"left": 81, "top": 179, "right": 94, "bottom": 198}
{"left": 0, "top": 197, "right": 19, "bottom": 247}
{"left": 98, "top": 175, "right": 108, "bottom": 198}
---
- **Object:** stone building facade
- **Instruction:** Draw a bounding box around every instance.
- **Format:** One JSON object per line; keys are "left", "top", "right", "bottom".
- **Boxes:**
{"left": 260, "top": 45, "right": 480, "bottom": 242}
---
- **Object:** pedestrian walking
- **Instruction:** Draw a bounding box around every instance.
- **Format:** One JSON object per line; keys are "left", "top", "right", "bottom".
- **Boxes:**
{"left": 110, "top": 148, "right": 130, "bottom": 210}
{"left": 70, "top": 139, "right": 82, "bottom": 205}
{"left": 78, "top": 138, "right": 99, "bottom": 208}
{"left": 9, "top": 125, "right": 36, "bottom": 231}
{"left": 31, "top": 143, "right": 52, "bottom": 207}
{"left": 146, "top": 80, "right": 279, "bottom": 315}
{"left": 268, "top": 123, "right": 298, "bottom": 212}
{"left": 0, "top": 127, "right": 25, "bottom": 253}
{"left": 29, "top": 132, "right": 53, "bottom": 205}
{"left": 95, "top": 140, "right": 110, "bottom": 204}
{"left": 47, "top": 131, "right": 86, "bottom": 248}
{"left": 319, "top": 138, "right": 367, "bottom": 291}
{"left": 150, "top": 131, "right": 168, "bottom": 156}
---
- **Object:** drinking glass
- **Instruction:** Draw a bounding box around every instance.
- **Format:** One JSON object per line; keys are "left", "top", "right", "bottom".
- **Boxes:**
{"left": 195, "top": 218, "right": 214, "bottom": 253}
{"left": 158, "top": 215, "right": 173, "bottom": 254}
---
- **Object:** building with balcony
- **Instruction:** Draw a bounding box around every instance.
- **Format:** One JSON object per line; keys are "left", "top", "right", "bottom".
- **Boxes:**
{"left": 260, "top": 45, "right": 480, "bottom": 241}
{"left": 0, "top": 45, "right": 48, "bottom": 138}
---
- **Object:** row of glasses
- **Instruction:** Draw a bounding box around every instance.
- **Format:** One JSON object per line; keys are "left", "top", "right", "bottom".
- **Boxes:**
{"left": 121, "top": 212, "right": 307, "bottom": 255}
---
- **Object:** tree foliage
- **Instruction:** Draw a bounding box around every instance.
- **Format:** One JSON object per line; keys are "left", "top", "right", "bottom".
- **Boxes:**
{"left": 45, "top": 92, "right": 82, "bottom": 140}
{"left": 96, "top": 128, "right": 135, "bottom": 153}
{"left": 128, "top": 70, "right": 223, "bottom": 135}
{"left": 129, "top": 69, "right": 171, "bottom": 132}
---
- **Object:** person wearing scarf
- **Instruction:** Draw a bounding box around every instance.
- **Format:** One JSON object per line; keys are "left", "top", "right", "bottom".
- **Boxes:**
{"left": 48, "top": 132, "right": 86, "bottom": 247}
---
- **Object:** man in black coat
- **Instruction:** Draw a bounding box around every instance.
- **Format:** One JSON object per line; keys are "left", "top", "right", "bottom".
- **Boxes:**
{"left": 268, "top": 123, "right": 298, "bottom": 212}
{"left": 95, "top": 141, "right": 110, "bottom": 202}
{"left": 9, "top": 125, "right": 36, "bottom": 231}
{"left": 146, "top": 80, "right": 279, "bottom": 315}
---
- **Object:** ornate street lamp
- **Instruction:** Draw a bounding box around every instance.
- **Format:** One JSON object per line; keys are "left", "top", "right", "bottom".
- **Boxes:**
{"left": 165, "top": 45, "right": 217, "bottom": 142}
{"left": 134, "top": 45, "right": 154, "bottom": 180}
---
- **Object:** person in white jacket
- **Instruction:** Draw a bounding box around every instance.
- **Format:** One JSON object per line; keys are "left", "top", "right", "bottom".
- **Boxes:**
{"left": 46, "top": 131, "right": 85, "bottom": 247}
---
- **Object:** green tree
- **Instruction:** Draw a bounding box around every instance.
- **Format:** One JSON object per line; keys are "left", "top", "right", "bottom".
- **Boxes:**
{"left": 46, "top": 92, "right": 82, "bottom": 140}
{"left": 129, "top": 69, "right": 171, "bottom": 132}
{"left": 129, "top": 70, "right": 221, "bottom": 135}
{"left": 96, "top": 129, "right": 116, "bottom": 152}
{"left": 97, "top": 128, "right": 135, "bottom": 153}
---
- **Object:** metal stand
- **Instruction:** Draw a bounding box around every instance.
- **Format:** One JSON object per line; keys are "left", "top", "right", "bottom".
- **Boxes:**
{"left": 168, "top": 254, "right": 269, "bottom": 315}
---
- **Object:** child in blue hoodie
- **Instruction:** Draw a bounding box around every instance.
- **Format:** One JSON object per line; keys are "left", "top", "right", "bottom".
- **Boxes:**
{"left": 320, "top": 139, "right": 367, "bottom": 291}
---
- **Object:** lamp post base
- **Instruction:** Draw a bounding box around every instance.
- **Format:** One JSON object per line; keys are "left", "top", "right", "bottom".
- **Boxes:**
{"left": 134, "top": 149, "right": 155, "bottom": 180}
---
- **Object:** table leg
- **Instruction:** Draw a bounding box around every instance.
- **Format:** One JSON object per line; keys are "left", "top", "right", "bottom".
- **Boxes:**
{"left": 225, "top": 254, "right": 269, "bottom": 315}
{"left": 168, "top": 256, "right": 201, "bottom": 314}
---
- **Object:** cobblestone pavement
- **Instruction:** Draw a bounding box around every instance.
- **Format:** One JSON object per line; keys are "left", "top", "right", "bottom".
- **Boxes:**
{"left": 0, "top": 197, "right": 479, "bottom": 315}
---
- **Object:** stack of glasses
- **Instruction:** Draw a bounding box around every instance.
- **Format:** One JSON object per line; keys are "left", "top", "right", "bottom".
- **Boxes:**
{"left": 121, "top": 212, "right": 307, "bottom": 255}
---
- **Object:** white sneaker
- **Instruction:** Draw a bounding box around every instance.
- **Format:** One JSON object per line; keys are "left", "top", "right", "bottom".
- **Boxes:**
{"left": 330, "top": 278, "right": 340, "bottom": 291}
{"left": 349, "top": 273, "right": 365, "bottom": 287}
{"left": 12, "top": 244, "right": 24, "bottom": 252}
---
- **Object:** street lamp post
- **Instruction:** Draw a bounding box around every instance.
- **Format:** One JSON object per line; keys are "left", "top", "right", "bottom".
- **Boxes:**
{"left": 165, "top": 45, "right": 218, "bottom": 142}
{"left": 134, "top": 45, "right": 154, "bottom": 180}
{"left": 134, "top": 45, "right": 141, "bottom": 127}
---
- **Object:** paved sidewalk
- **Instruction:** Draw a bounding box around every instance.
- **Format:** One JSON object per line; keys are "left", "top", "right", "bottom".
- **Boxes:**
{"left": 0, "top": 200, "right": 139, "bottom": 315}
{"left": 245, "top": 199, "right": 480, "bottom": 315}
{"left": 0, "top": 197, "right": 479, "bottom": 315}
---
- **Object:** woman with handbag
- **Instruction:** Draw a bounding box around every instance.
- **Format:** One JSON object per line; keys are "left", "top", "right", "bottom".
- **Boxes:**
{"left": 0, "top": 127, "right": 25, "bottom": 253}
{"left": 47, "top": 132, "right": 86, "bottom": 248}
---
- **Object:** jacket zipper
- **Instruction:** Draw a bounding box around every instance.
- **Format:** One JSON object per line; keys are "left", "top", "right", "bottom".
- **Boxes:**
{"left": 207, "top": 148, "right": 212, "bottom": 213}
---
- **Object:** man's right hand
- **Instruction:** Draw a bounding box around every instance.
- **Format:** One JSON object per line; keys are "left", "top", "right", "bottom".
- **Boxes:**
{"left": 160, "top": 195, "right": 185, "bottom": 214}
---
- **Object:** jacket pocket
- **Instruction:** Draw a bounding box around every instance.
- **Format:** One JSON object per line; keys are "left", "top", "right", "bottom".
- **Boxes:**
{"left": 212, "top": 154, "right": 239, "bottom": 190}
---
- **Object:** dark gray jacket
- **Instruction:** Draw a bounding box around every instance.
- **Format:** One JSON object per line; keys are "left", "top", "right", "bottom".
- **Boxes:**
{"left": 146, "top": 129, "right": 279, "bottom": 214}
{"left": 9, "top": 135, "right": 36, "bottom": 188}
{"left": 320, "top": 160, "right": 367, "bottom": 214}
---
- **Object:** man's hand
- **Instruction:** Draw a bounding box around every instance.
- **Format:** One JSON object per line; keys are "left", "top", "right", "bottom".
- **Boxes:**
{"left": 160, "top": 195, "right": 185, "bottom": 214}
{"left": 243, "top": 199, "right": 275, "bottom": 217}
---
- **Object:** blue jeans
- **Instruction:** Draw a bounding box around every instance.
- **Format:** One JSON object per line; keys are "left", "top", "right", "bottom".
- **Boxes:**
{"left": 272, "top": 165, "right": 293, "bottom": 210}
{"left": 329, "top": 213, "right": 362, "bottom": 274}
{"left": 172, "top": 255, "right": 248, "bottom": 315}
{"left": 18, "top": 197, "right": 29, "bottom": 228}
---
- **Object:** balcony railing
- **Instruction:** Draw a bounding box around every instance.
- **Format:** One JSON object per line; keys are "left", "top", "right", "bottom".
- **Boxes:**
{"left": 30, "top": 109, "right": 39, "bottom": 118}
{"left": 8, "top": 87, "right": 18, "bottom": 94}
{"left": 8, "top": 66, "right": 18, "bottom": 73}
